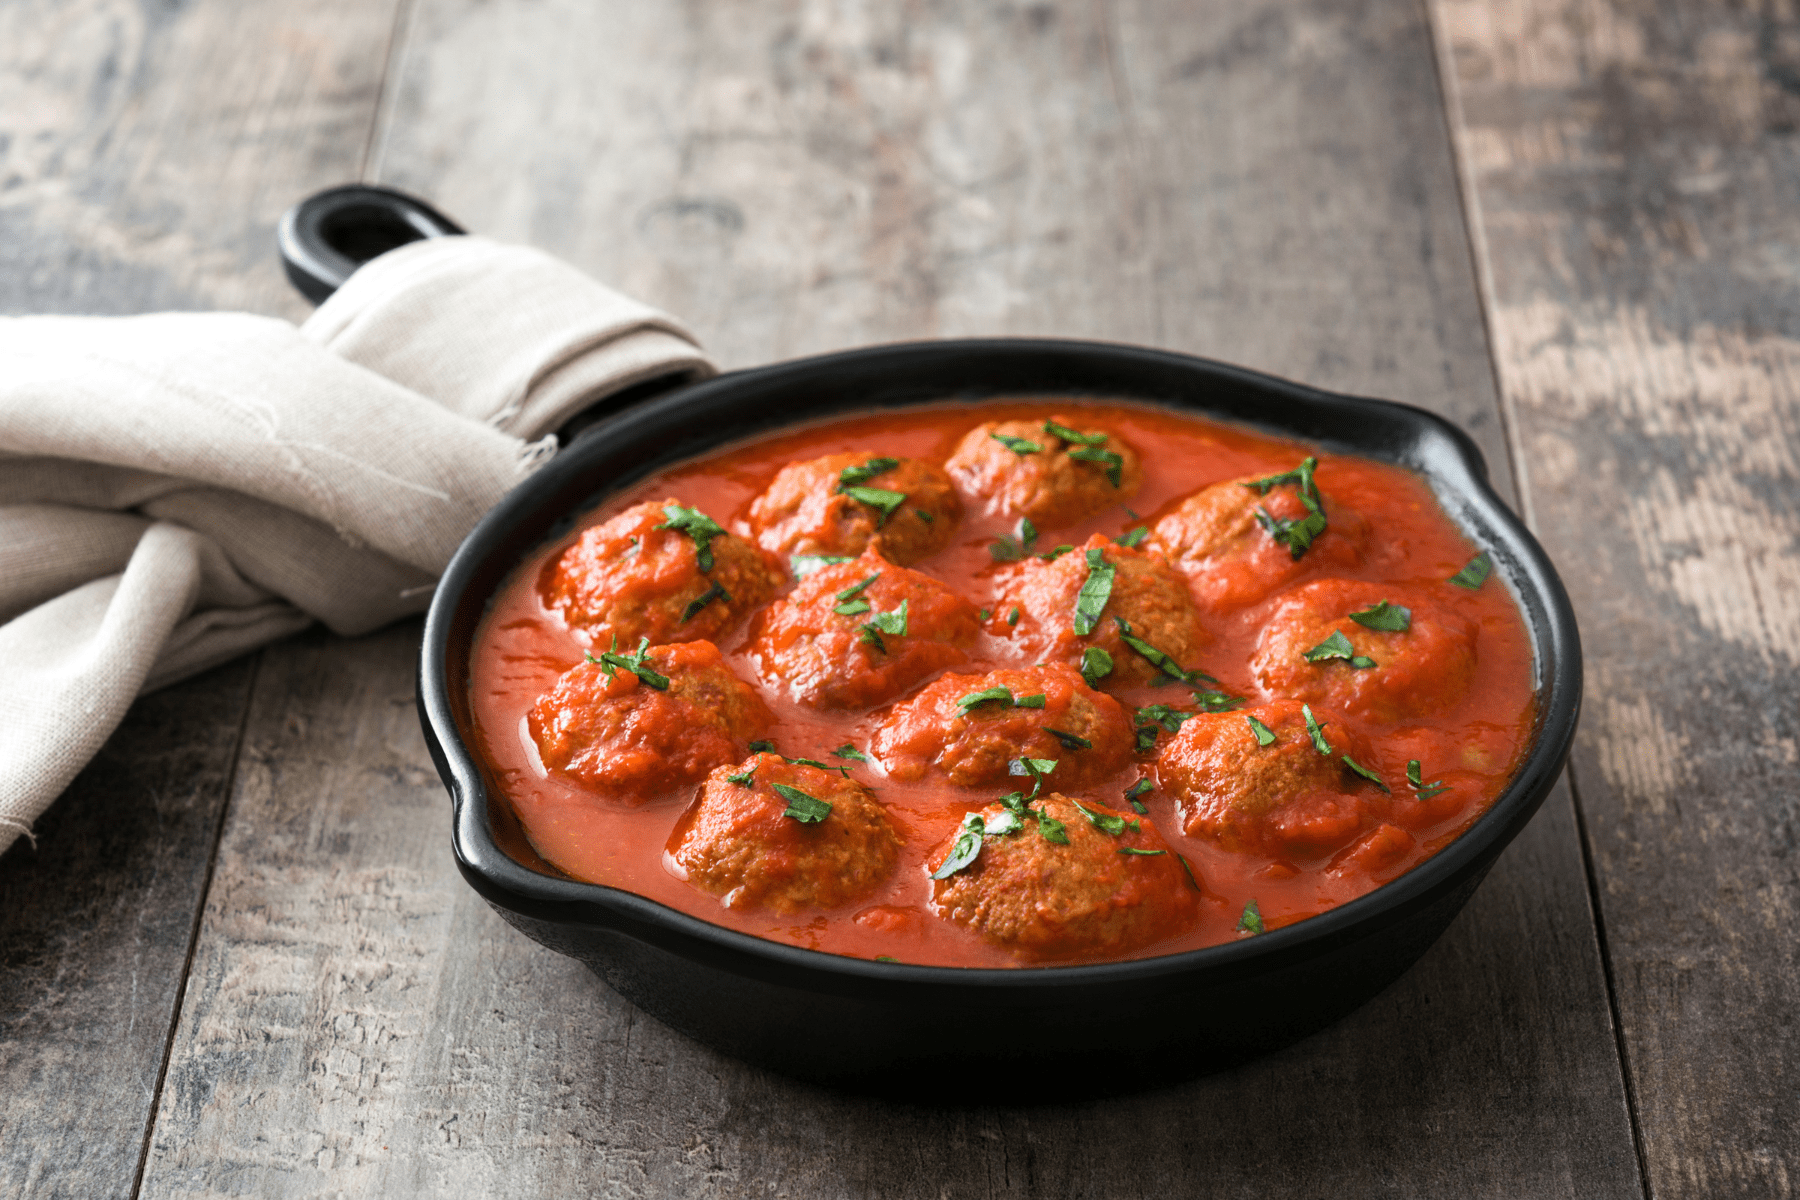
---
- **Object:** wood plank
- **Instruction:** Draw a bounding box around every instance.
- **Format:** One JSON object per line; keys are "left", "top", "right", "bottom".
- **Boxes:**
{"left": 143, "top": 1, "right": 1641, "bottom": 1195}
{"left": 0, "top": 0, "right": 401, "bottom": 1193}
{"left": 1434, "top": 0, "right": 1800, "bottom": 1195}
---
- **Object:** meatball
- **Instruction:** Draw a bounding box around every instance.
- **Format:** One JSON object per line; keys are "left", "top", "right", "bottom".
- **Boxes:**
{"left": 529, "top": 640, "right": 773, "bottom": 798}
{"left": 541, "top": 498, "right": 783, "bottom": 649}
{"left": 990, "top": 534, "right": 1210, "bottom": 692}
{"left": 927, "top": 793, "right": 1198, "bottom": 960}
{"left": 946, "top": 414, "right": 1144, "bottom": 528}
{"left": 1154, "top": 699, "right": 1386, "bottom": 855}
{"left": 748, "top": 452, "right": 961, "bottom": 566}
{"left": 1146, "top": 463, "right": 1370, "bottom": 613}
{"left": 872, "top": 662, "right": 1134, "bottom": 788}
{"left": 750, "top": 548, "right": 980, "bottom": 708}
{"left": 669, "top": 754, "right": 901, "bottom": 912}
{"left": 1248, "top": 580, "right": 1478, "bottom": 722}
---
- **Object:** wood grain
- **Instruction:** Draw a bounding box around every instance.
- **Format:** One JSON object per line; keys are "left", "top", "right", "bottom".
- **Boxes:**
{"left": 1435, "top": 0, "right": 1800, "bottom": 1195}
{"left": 0, "top": 0, "right": 400, "bottom": 1194}
{"left": 136, "top": 1, "right": 1642, "bottom": 1196}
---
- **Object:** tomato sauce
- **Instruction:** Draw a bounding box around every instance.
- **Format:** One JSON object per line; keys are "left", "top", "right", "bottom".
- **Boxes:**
{"left": 467, "top": 400, "right": 1537, "bottom": 967}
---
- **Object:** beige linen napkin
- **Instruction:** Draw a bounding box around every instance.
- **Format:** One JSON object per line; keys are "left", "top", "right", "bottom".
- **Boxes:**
{"left": 0, "top": 235, "right": 713, "bottom": 857}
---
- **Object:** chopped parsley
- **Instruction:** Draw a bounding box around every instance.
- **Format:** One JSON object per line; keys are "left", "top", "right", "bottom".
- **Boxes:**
{"left": 1118, "top": 847, "right": 1166, "bottom": 856}
{"left": 655, "top": 504, "right": 726, "bottom": 572}
{"left": 1243, "top": 456, "right": 1328, "bottom": 559}
{"left": 1068, "top": 446, "right": 1125, "bottom": 487}
{"left": 1115, "top": 526, "right": 1150, "bottom": 548}
{"left": 1133, "top": 704, "right": 1194, "bottom": 751}
{"left": 1044, "top": 727, "right": 1092, "bottom": 751}
{"left": 915, "top": 509, "right": 934, "bottom": 524}
{"left": 681, "top": 580, "right": 731, "bottom": 622}
{"left": 932, "top": 815, "right": 986, "bottom": 879}
{"left": 1073, "top": 548, "right": 1115, "bottom": 635}
{"left": 783, "top": 756, "right": 851, "bottom": 776}
{"left": 1040, "top": 544, "right": 1075, "bottom": 561}
{"left": 1007, "top": 606, "right": 1021, "bottom": 627}
{"left": 989, "top": 432, "right": 1043, "bottom": 455}
{"left": 978, "top": 608, "right": 992, "bottom": 622}
{"left": 1009, "top": 756, "right": 1059, "bottom": 785}
{"left": 834, "top": 599, "right": 872, "bottom": 616}
{"left": 1080, "top": 646, "right": 1114, "bottom": 687}
{"left": 772, "top": 783, "right": 832, "bottom": 823}
{"left": 858, "top": 599, "right": 909, "bottom": 651}
{"left": 957, "top": 686, "right": 1047, "bottom": 713}
{"left": 1349, "top": 600, "right": 1412, "bottom": 632}
{"left": 834, "top": 573, "right": 881, "bottom": 615}
{"left": 832, "top": 743, "right": 870, "bottom": 763}
{"left": 725, "top": 767, "right": 756, "bottom": 786}
{"left": 1125, "top": 778, "right": 1153, "bottom": 813}
{"left": 1043, "top": 419, "right": 1108, "bottom": 446}
{"left": 875, "top": 955, "right": 898, "bottom": 963}
{"left": 1237, "top": 899, "right": 1265, "bottom": 935}
{"left": 1450, "top": 551, "right": 1493, "bottom": 589}
{"left": 1341, "top": 754, "right": 1390, "bottom": 793}
{"left": 990, "top": 517, "right": 1039, "bottom": 562}
{"left": 790, "top": 553, "right": 853, "bottom": 578}
{"left": 1302, "top": 704, "right": 1332, "bottom": 755}
{"left": 1245, "top": 715, "right": 1276, "bottom": 746}
{"left": 1303, "top": 629, "right": 1370, "bottom": 665}
{"left": 1407, "top": 759, "right": 1452, "bottom": 801}
{"left": 1035, "top": 811, "right": 1070, "bottom": 844}
{"left": 1072, "top": 798, "right": 1126, "bottom": 835}
{"left": 588, "top": 637, "right": 670, "bottom": 690}
{"left": 1113, "top": 616, "right": 1201, "bottom": 685}
{"left": 840, "top": 485, "right": 908, "bottom": 526}
{"left": 837, "top": 457, "right": 900, "bottom": 488}
{"left": 747, "top": 740, "right": 776, "bottom": 754}
{"left": 1193, "top": 688, "right": 1246, "bottom": 712}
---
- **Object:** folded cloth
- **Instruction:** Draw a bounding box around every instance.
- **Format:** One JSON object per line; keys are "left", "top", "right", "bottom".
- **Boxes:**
{"left": 0, "top": 235, "right": 713, "bottom": 857}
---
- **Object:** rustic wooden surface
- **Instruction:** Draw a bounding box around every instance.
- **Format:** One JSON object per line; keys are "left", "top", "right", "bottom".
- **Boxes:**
{"left": 2, "top": 0, "right": 1791, "bottom": 1195}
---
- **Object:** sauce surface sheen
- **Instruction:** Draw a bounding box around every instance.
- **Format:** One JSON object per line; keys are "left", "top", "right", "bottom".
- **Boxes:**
{"left": 468, "top": 400, "right": 1536, "bottom": 968}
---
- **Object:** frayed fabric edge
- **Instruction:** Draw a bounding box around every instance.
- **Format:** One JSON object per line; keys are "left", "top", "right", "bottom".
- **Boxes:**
{"left": 517, "top": 435, "right": 558, "bottom": 476}
{"left": 0, "top": 817, "right": 39, "bottom": 850}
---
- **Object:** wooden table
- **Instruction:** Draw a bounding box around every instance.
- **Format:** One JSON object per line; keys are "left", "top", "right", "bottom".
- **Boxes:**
{"left": 3, "top": 1, "right": 1794, "bottom": 1195}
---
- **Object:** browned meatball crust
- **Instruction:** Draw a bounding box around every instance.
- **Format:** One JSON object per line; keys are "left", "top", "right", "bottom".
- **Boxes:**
{"left": 1248, "top": 579, "right": 1478, "bottom": 722}
{"left": 540, "top": 498, "right": 783, "bottom": 649}
{"left": 989, "top": 534, "right": 1210, "bottom": 692}
{"left": 1154, "top": 699, "right": 1385, "bottom": 855}
{"left": 872, "top": 662, "right": 1134, "bottom": 788}
{"left": 748, "top": 452, "right": 961, "bottom": 566}
{"left": 529, "top": 640, "right": 773, "bottom": 798}
{"left": 927, "top": 793, "right": 1197, "bottom": 959}
{"left": 946, "top": 414, "right": 1144, "bottom": 528}
{"left": 670, "top": 755, "right": 901, "bottom": 912}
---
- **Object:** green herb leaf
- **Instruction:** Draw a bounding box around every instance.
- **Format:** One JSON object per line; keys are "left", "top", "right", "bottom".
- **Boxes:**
{"left": 773, "top": 783, "right": 832, "bottom": 823}
{"left": 681, "top": 580, "right": 732, "bottom": 623}
{"left": 747, "top": 740, "right": 776, "bottom": 754}
{"left": 834, "top": 599, "right": 872, "bottom": 616}
{"left": 836, "top": 573, "right": 881, "bottom": 602}
{"left": 1067, "top": 446, "right": 1125, "bottom": 487}
{"left": 931, "top": 826, "right": 984, "bottom": 879}
{"left": 1115, "top": 526, "right": 1149, "bottom": 548}
{"left": 1341, "top": 754, "right": 1391, "bottom": 793}
{"left": 1007, "top": 606, "right": 1021, "bottom": 627}
{"left": 725, "top": 768, "right": 755, "bottom": 786}
{"left": 1245, "top": 715, "right": 1276, "bottom": 746}
{"left": 989, "top": 536, "right": 1026, "bottom": 562}
{"left": 1039, "top": 544, "right": 1075, "bottom": 561}
{"left": 1042, "top": 419, "right": 1109, "bottom": 446}
{"left": 1125, "top": 778, "right": 1152, "bottom": 813}
{"left": 832, "top": 743, "right": 870, "bottom": 763}
{"left": 1302, "top": 704, "right": 1332, "bottom": 756}
{"left": 783, "top": 756, "right": 851, "bottom": 776}
{"left": 1349, "top": 600, "right": 1412, "bottom": 632}
{"left": 1303, "top": 629, "right": 1357, "bottom": 663}
{"left": 1072, "top": 798, "right": 1126, "bottom": 835}
{"left": 837, "top": 457, "right": 900, "bottom": 488}
{"left": 858, "top": 599, "right": 909, "bottom": 649}
{"left": 1113, "top": 616, "right": 1198, "bottom": 684}
{"left": 791, "top": 553, "right": 853, "bottom": 579}
{"left": 1119, "top": 847, "right": 1166, "bottom": 856}
{"left": 841, "top": 486, "right": 908, "bottom": 526}
{"left": 1044, "top": 727, "right": 1092, "bottom": 751}
{"left": 978, "top": 608, "right": 992, "bottom": 622}
{"left": 983, "top": 808, "right": 1024, "bottom": 837}
{"left": 1133, "top": 703, "right": 1194, "bottom": 751}
{"left": 655, "top": 504, "right": 726, "bottom": 572}
{"left": 1407, "top": 759, "right": 1451, "bottom": 800}
{"left": 1080, "top": 646, "right": 1114, "bottom": 687}
{"left": 1193, "top": 689, "right": 1246, "bottom": 712}
{"left": 1243, "top": 457, "right": 1328, "bottom": 559}
{"left": 1450, "top": 551, "right": 1493, "bottom": 589}
{"left": 1016, "top": 693, "right": 1046, "bottom": 708}
{"left": 1242, "top": 456, "right": 1319, "bottom": 497}
{"left": 595, "top": 636, "right": 671, "bottom": 690}
{"left": 875, "top": 955, "right": 898, "bottom": 962}
{"left": 1035, "top": 812, "right": 1070, "bottom": 844}
{"left": 1176, "top": 853, "right": 1201, "bottom": 891}
{"left": 1415, "top": 781, "right": 1453, "bottom": 801}
{"left": 1073, "top": 548, "right": 1115, "bottom": 636}
{"left": 1237, "top": 899, "right": 1265, "bottom": 935}
{"left": 1349, "top": 655, "right": 1377, "bottom": 669}
{"left": 958, "top": 686, "right": 1017, "bottom": 712}
{"left": 914, "top": 509, "right": 934, "bottom": 523}
{"left": 1009, "top": 757, "right": 1059, "bottom": 778}
{"left": 1019, "top": 517, "right": 1039, "bottom": 548}
{"left": 989, "top": 432, "right": 1043, "bottom": 455}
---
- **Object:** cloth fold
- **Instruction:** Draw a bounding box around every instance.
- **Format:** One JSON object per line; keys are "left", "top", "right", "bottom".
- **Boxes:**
{"left": 0, "top": 235, "right": 714, "bottom": 857}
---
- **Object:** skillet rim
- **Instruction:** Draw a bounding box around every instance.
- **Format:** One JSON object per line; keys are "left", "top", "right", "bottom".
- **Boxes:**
{"left": 419, "top": 336, "right": 1582, "bottom": 995}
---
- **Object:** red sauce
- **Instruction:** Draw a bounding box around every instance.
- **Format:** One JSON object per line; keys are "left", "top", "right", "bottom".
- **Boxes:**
{"left": 467, "top": 401, "right": 1537, "bottom": 967}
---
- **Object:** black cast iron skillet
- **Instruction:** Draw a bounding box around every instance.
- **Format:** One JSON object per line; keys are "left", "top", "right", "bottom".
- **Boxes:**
{"left": 282, "top": 186, "right": 1583, "bottom": 1100}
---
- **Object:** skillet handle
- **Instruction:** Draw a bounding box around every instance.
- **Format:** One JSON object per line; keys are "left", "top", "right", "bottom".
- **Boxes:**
{"left": 277, "top": 184, "right": 466, "bottom": 304}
